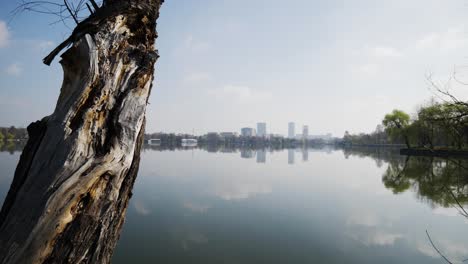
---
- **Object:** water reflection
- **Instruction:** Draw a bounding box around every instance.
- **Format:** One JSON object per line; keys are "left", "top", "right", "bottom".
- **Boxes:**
{"left": 3, "top": 144, "right": 468, "bottom": 263}
{"left": 288, "top": 149, "right": 295, "bottom": 164}
{"left": 256, "top": 149, "right": 266, "bottom": 163}
{"left": 342, "top": 147, "right": 468, "bottom": 208}
{"left": 383, "top": 157, "right": 468, "bottom": 208}
{"left": 302, "top": 148, "right": 309, "bottom": 162}
{"left": 240, "top": 149, "right": 255, "bottom": 159}
{"left": 0, "top": 141, "right": 25, "bottom": 155}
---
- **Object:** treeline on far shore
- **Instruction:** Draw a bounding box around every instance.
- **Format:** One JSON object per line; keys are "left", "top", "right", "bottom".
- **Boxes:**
{"left": 0, "top": 127, "right": 28, "bottom": 143}
{"left": 343, "top": 99, "right": 468, "bottom": 151}
{"left": 144, "top": 133, "right": 341, "bottom": 148}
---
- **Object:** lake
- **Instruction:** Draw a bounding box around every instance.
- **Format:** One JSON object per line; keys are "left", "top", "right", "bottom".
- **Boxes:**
{"left": 1, "top": 146, "right": 468, "bottom": 263}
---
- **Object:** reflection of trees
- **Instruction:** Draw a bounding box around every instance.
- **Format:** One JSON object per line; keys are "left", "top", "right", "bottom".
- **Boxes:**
{"left": 343, "top": 147, "right": 468, "bottom": 208}
{"left": 341, "top": 147, "right": 401, "bottom": 168}
{"left": 382, "top": 156, "right": 468, "bottom": 208}
{"left": 0, "top": 141, "right": 26, "bottom": 154}
{"left": 143, "top": 144, "right": 335, "bottom": 155}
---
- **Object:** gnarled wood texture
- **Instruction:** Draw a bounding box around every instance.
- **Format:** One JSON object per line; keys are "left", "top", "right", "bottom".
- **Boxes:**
{"left": 0, "top": 1, "right": 162, "bottom": 263}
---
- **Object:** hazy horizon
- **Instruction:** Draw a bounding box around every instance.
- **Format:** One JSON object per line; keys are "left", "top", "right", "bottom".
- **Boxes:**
{"left": 1, "top": 0, "right": 468, "bottom": 136}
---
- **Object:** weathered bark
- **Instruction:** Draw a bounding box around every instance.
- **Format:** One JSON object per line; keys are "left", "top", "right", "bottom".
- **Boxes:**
{"left": 0, "top": 0, "right": 162, "bottom": 263}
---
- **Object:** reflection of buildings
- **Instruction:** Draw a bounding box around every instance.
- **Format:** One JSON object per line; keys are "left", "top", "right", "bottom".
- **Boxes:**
{"left": 288, "top": 149, "right": 295, "bottom": 164}
{"left": 256, "top": 149, "right": 266, "bottom": 163}
{"left": 288, "top": 122, "right": 295, "bottom": 139}
{"left": 257, "top": 123, "right": 267, "bottom": 137}
{"left": 241, "top": 149, "right": 255, "bottom": 159}
{"left": 241, "top": 127, "right": 256, "bottom": 137}
{"left": 302, "top": 148, "right": 309, "bottom": 161}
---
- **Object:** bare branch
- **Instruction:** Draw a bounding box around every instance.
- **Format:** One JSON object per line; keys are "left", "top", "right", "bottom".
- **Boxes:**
{"left": 63, "top": 0, "right": 78, "bottom": 24}
{"left": 426, "top": 230, "right": 454, "bottom": 264}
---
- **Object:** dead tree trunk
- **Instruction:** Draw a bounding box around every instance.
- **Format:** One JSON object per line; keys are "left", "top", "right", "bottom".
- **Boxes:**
{"left": 0, "top": 0, "right": 163, "bottom": 263}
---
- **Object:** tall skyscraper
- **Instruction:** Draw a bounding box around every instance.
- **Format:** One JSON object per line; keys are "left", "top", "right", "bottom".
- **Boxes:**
{"left": 302, "top": 125, "right": 309, "bottom": 140}
{"left": 257, "top": 122, "right": 267, "bottom": 137}
{"left": 288, "top": 122, "right": 295, "bottom": 139}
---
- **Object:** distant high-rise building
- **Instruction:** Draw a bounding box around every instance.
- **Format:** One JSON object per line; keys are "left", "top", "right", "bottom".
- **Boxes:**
{"left": 288, "top": 122, "right": 295, "bottom": 139}
{"left": 257, "top": 122, "right": 267, "bottom": 137}
{"left": 241, "top": 127, "right": 256, "bottom": 137}
{"left": 302, "top": 125, "right": 309, "bottom": 140}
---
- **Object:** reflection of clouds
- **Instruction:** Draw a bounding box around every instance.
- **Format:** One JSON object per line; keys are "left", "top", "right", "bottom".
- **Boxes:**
{"left": 171, "top": 228, "right": 208, "bottom": 251}
{"left": 347, "top": 213, "right": 380, "bottom": 227}
{"left": 181, "top": 232, "right": 208, "bottom": 251}
{"left": 346, "top": 211, "right": 398, "bottom": 228}
{"left": 416, "top": 242, "right": 439, "bottom": 258}
{"left": 346, "top": 212, "right": 402, "bottom": 246}
{"left": 214, "top": 184, "right": 272, "bottom": 201}
{"left": 417, "top": 239, "right": 468, "bottom": 260}
{"left": 348, "top": 230, "right": 403, "bottom": 246}
{"left": 183, "top": 201, "right": 211, "bottom": 213}
{"left": 432, "top": 207, "right": 460, "bottom": 217}
{"left": 133, "top": 200, "right": 150, "bottom": 216}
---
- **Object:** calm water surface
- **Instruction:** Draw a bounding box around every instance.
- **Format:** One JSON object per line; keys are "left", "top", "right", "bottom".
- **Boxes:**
{"left": 1, "top": 146, "right": 468, "bottom": 263}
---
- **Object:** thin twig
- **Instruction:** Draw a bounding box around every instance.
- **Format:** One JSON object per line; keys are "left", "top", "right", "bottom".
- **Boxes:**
{"left": 63, "top": 0, "right": 78, "bottom": 24}
{"left": 426, "top": 230, "right": 454, "bottom": 264}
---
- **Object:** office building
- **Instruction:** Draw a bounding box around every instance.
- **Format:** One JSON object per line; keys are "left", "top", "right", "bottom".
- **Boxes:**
{"left": 241, "top": 127, "right": 256, "bottom": 137}
{"left": 302, "top": 125, "right": 309, "bottom": 140}
{"left": 288, "top": 122, "right": 295, "bottom": 139}
{"left": 257, "top": 122, "right": 267, "bottom": 137}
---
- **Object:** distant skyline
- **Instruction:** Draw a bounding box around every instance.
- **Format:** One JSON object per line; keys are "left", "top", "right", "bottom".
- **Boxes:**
{"left": 1, "top": 0, "right": 468, "bottom": 136}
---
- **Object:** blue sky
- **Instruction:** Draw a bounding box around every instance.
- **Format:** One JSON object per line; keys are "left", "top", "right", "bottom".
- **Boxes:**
{"left": 0, "top": 0, "right": 468, "bottom": 136}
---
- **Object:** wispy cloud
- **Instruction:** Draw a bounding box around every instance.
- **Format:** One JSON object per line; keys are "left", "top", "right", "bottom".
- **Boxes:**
{"left": 5, "top": 63, "right": 22, "bottom": 77}
{"left": 209, "top": 85, "right": 273, "bottom": 104}
{"left": 184, "top": 34, "right": 211, "bottom": 52}
{"left": 416, "top": 26, "right": 468, "bottom": 52}
{"left": 183, "top": 72, "right": 213, "bottom": 84}
{"left": 37, "top": 40, "right": 54, "bottom": 51}
{"left": 0, "top": 21, "right": 10, "bottom": 48}
{"left": 371, "top": 46, "right": 402, "bottom": 58}
{"left": 354, "top": 63, "right": 379, "bottom": 76}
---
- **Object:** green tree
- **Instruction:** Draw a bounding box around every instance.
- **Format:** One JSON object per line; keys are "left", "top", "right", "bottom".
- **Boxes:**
{"left": 382, "top": 109, "right": 411, "bottom": 148}
{"left": 0, "top": 131, "right": 4, "bottom": 142}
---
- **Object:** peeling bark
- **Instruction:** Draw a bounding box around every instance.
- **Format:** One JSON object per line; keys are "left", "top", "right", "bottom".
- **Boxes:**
{"left": 0, "top": 1, "right": 162, "bottom": 263}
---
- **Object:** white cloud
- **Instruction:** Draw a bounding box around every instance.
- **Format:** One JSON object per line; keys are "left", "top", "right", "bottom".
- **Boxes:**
{"left": 184, "top": 34, "right": 211, "bottom": 52}
{"left": 0, "top": 21, "right": 9, "bottom": 48}
{"left": 5, "top": 63, "right": 22, "bottom": 77}
{"left": 416, "top": 26, "right": 468, "bottom": 52}
{"left": 352, "top": 46, "right": 402, "bottom": 76}
{"left": 209, "top": 85, "right": 273, "bottom": 104}
{"left": 371, "top": 46, "right": 403, "bottom": 58}
{"left": 37, "top": 40, "right": 54, "bottom": 51}
{"left": 354, "top": 63, "right": 379, "bottom": 76}
{"left": 183, "top": 72, "right": 213, "bottom": 84}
